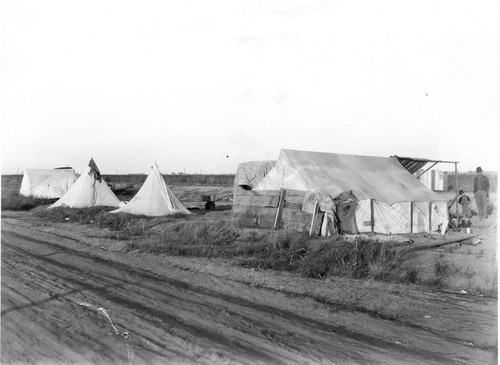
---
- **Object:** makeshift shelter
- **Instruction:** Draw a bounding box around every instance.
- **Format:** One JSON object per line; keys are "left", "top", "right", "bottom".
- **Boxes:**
{"left": 235, "top": 149, "right": 449, "bottom": 235}
{"left": 110, "top": 164, "right": 190, "bottom": 216}
{"left": 48, "top": 159, "right": 120, "bottom": 209}
{"left": 19, "top": 168, "right": 76, "bottom": 198}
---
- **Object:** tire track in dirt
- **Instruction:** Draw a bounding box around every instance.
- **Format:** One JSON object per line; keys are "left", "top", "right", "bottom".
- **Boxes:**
{"left": 1, "top": 227, "right": 488, "bottom": 351}
{"left": 1, "top": 228, "right": 464, "bottom": 361}
{"left": 2, "top": 221, "right": 495, "bottom": 364}
{"left": 3, "top": 232, "right": 329, "bottom": 364}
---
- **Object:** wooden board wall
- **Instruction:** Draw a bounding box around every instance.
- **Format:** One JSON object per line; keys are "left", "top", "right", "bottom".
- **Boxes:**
{"left": 233, "top": 189, "right": 322, "bottom": 233}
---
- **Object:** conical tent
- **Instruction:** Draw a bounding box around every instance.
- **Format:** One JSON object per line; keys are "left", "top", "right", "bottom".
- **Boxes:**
{"left": 110, "top": 164, "right": 191, "bottom": 216}
{"left": 48, "top": 159, "right": 120, "bottom": 209}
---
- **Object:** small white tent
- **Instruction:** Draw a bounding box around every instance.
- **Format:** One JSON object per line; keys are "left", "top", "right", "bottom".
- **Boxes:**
{"left": 48, "top": 159, "right": 120, "bottom": 209}
{"left": 19, "top": 168, "right": 76, "bottom": 198}
{"left": 31, "top": 171, "right": 79, "bottom": 199}
{"left": 110, "top": 164, "right": 191, "bottom": 216}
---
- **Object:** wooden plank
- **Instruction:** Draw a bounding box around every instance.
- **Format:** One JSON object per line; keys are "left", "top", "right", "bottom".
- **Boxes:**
{"left": 284, "top": 189, "right": 306, "bottom": 204}
{"left": 282, "top": 208, "right": 313, "bottom": 225}
{"left": 309, "top": 200, "right": 319, "bottom": 236}
{"left": 397, "top": 234, "right": 479, "bottom": 253}
{"left": 183, "top": 201, "right": 207, "bottom": 210}
{"left": 214, "top": 202, "right": 232, "bottom": 211}
{"left": 234, "top": 190, "right": 280, "bottom": 197}
{"left": 231, "top": 204, "right": 268, "bottom": 214}
{"left": 274, "top": 189, "right": 287, "bottom": 229}
{"left": 233, "top": 194, "right": 280, "bottom": 207}
{"left": 283, "top": 201, "right": 302, "bottom": 210}
{"left": 232, "top": 207, "right": 276, "bottom": 229}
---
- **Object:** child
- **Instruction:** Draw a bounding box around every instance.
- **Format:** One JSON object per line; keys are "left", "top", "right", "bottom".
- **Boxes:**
{"left": 458, "top": 190, "right": 472, "bottom": 218}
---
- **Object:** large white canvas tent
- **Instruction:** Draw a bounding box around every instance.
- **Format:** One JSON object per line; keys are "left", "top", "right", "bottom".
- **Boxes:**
{"left": 48, "top": 159, "right": 120, "bottom": 209}
{"left": 19, "top": 168, "right": 77, "bottom": 198}
{"left": 110, "top": 164, "right": 190, "bottom": 216}
{"left": 253, "top": 149, "right": 449, "bottom": 234}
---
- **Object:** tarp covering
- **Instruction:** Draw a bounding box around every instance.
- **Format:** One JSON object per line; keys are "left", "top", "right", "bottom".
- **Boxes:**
{"left": 110, "top": 164, "right": 190, "bottom": 216}
{"left": 255, "top": 149, "right": 445, "bottom": 206}
{"left": 19, "top": 168, "right": 76, "bottom": 197}
{"left": 234, "top": 161, "right": 276, "bottom": 190}
{"left": 48, "top": 160, "right": 120, "bottom": 209}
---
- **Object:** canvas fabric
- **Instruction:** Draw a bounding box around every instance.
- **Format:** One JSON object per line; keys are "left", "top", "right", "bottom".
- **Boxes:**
{"left": 110, "top": 164, "right": 190, "bottom": 216}
{"left": 19, "top": 169, "right": 76, "bottom": 197}
{"left": 254, "top": 149, "right": 448, "bottom": 234}
{"left": 31, "top": 171, "right": 78, "bottom": 199}
{"left": 234, "top": 161, "right": 276, "bottom": 190}
{"left": 255, "top": 149, "right": 444, "bottom": 205}
{"left": 49, "top": 164, "right": 120, "bottom": 209}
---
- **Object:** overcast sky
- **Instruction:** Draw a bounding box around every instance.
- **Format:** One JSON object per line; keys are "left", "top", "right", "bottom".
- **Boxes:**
{"left": 1, "top": 0, "right": 499, "bottom": 175}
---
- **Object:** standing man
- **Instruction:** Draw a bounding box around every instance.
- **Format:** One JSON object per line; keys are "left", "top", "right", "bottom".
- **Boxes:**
{"left": 473, "top": 167, "right": 490, "bottom": 219}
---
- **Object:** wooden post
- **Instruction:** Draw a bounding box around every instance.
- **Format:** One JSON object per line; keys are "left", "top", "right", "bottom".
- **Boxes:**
{"left": 410, "top": 202, "right": 414, "bottom": 233}
{"left": 309, "top": 200, "right": 319, "bottom": 236}
{"left": 454, "top": 162, "right": 459, "bottom": 215}
{"left": 370, "top": 199, "right": 375, "bottom": 233}
{"left": 428, "top": 202, "right": 433, "bottom": 232}
{"left": 273, "top": 189, "right": 286, "bottom": 229}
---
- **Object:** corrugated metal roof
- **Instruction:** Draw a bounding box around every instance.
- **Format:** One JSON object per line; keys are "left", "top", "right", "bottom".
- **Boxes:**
{"left": 391, "top": 155, "right": 458, "bottom": 175}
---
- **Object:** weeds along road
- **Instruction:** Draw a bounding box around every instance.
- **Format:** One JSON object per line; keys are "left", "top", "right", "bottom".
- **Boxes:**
{"left": 1, "top": 216, "right": 497, "bottom": 365}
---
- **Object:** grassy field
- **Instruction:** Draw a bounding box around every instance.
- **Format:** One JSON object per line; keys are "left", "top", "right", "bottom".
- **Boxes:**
{"left": 1, "top": 174, "right": 235, "bottom": 208}
{"left": 2, "top": 175, "right": 497, "bottom": 295}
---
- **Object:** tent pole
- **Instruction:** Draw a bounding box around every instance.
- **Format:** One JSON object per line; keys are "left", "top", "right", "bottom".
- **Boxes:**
{"left": 416, "top": 161, "right": 439, "bottom": 178}
{"left": 370, "top": 199, "right": 374, "bottom": 233}
{"left": 428, "top": 202, "right": 432, "bottom": 232}
{"left": 410, "top": 202, "right": 414, "bottom": 233}
{"left": 454, "top": 162, "right": 459, "bottom": 215}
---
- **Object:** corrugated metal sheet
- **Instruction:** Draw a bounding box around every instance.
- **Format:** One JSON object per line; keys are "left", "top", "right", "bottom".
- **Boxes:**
{"left": 393, "top": 157, "right": 429, "bottom": 174}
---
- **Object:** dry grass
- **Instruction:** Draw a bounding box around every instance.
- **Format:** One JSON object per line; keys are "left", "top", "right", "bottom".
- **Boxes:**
{"left": 3, "top": 175, "right": 496, "bottom": 294}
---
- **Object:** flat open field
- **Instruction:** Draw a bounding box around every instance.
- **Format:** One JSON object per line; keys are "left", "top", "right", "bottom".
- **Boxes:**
{"left": 1, "top": 176, "right": 497, "bottom": 364}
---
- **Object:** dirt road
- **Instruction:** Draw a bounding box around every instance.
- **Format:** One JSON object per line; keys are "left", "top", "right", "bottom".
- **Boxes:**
{"left": 1, "top": 216, "right": 497, "bottom": 364}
